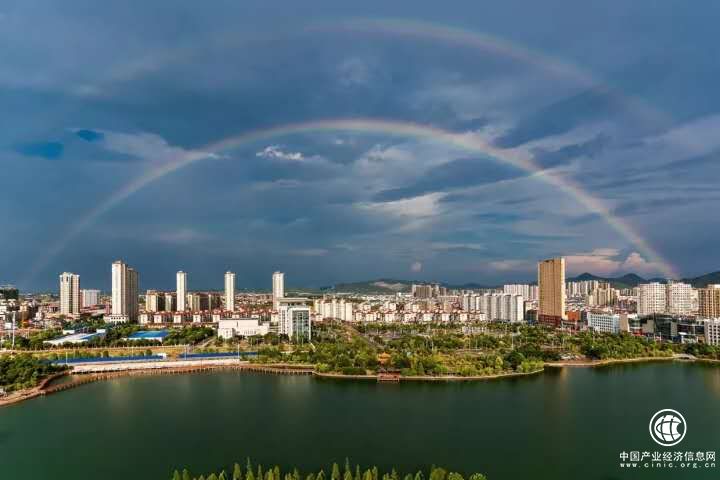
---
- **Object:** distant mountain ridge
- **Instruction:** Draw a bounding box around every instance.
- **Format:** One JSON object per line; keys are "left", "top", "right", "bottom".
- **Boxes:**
{"left": 319, "top": 270, "right": 720, "bottom": 293}
{"left": 567, "top": 271, "right": 720, "bottom": 289}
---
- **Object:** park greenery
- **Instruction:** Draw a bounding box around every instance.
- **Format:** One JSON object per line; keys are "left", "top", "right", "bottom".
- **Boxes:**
{"left": 5, "top": 317, "right": 720, "bottom": 381}
{"left": 0, "top": 354, "right": 67, "bottom": 393}
{"left": 171, "top": 459, "right": 487, "bottom": 480}
{"left": 250, "top": 320, "right": 720, "bottom": 376}
{"left": 3, "top": 324, "right": 214, "bottom": 350}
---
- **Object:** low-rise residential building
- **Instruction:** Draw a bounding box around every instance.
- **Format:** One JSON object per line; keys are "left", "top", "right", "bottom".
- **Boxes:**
{"left": 218, "top": 318, "right": 270, "bottom": 339}
{"left": 587, "top": 312, "right": 620, "bottom": 334}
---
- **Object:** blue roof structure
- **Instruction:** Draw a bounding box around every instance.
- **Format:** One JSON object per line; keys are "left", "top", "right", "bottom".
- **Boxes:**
{"left": 127, "top": 330, "right": 170, "bottom": 340}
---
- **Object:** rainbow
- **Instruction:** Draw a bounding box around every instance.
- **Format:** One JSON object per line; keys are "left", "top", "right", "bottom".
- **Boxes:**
{"left": 26, "top": 118, "right": 678, "bottom": 282}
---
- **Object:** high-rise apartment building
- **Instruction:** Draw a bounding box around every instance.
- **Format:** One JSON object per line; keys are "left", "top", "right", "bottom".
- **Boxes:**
{"left": 224, "top": 271, "right": 236, "bottom": 311}
{"left": 164, "top": 293, "right": 177, "bottom": 312}
{"left": 699, "top": 285, "right": 720, "bottom": 318}
{"left": 637, "top": 282, "right": 693, "bottom": 317}
{"left": 108, "top": 260, "right": 138, "bottom": 322}
{"left": 703, "top": 318, "right": 720, "bottom": 346}
{"left": 637, "top": 282, "right": 666, "bottom": 317}
{"left": 503, "top": 284, "right": 538, "bottom": 301}
{"left": 278, "top": 302, "right": 311, "bottom": 341}
{"left": 176, "top": 271, "right": 187, "bottom": 311}
{"left": 665, "top": 281, "right": 693, "bottom": 315}
{"left": 59, "top": 272, "right": 80, "bottom": 315}
{"left": 145, "top": 290, "right": 164, "bottom": 312}
{"left": 461, "top": 293, "right": 524, "bottom": 322}
{"left": 272, "top": 271, "right": 284, "bottom": 309}
{"left": 80, "top": 289, "right": 100, "bottom": 307}
{"left": 538, "top": 257, "right": 566, "bottom": 327}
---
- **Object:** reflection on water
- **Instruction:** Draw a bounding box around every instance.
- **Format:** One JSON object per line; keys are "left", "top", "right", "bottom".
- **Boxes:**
{"left": 3, "top": 363, "right": 719, "bottom": 480}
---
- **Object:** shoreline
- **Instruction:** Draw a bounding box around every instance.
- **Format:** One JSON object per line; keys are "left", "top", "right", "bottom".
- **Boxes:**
{"left": 2, "top": 355, "right": 716, "bottom": 408}
{"left": 544, "top": 355, "right": 676, "bottom": 368}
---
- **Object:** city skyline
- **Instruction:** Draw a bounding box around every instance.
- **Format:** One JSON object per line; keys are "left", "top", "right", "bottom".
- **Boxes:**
{"left": 20, "top": 261, "right": 720, "bottom": 294}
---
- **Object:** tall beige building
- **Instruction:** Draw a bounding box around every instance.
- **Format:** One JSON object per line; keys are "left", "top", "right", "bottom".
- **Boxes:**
{"left": 176, "top": 271, "right": 187, "bottom": 311}
{"left": 59, "top": 272, "right": 80, "bottom": 315}
{"left": 538, "top": 257, "right": 566, "bottom": 327}
{"left": 224, "top": 271, "right": 236, "bottom": 311}
{"left": 272, "top": 271, "right": 284, "bottom": 309}
{"left": 699, "top": 285, "right": 720, "bottom": 318}
{"left": 109, "top": 260, "right": 138, "bottom": 322}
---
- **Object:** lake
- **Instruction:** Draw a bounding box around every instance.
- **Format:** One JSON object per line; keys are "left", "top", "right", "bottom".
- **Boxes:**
{"left": 2, "top": 362, "right": 720, "bottom": 480}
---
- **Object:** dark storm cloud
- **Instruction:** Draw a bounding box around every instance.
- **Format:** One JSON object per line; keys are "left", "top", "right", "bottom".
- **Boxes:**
{"left": 76, "top": 129, "right": 104, "bottom": 142}
{"left": 494, "top": 88, "right": 628, "bottom": 148}
{"left": 14, "top": 141, "right": 64, "bottom": 159}
{"left": 531, "top": 134, "right": 611, "bottom": 168}
{"left": 474, "top": 212, "right": 524, "bottom": 223}
{"left": 373, "top": 157, "right": 522, "bottom": 202}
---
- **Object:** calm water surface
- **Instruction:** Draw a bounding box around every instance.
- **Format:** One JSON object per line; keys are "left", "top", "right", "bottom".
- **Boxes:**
{"left": 2, "top": 363, "right": 720, "bottom": 480}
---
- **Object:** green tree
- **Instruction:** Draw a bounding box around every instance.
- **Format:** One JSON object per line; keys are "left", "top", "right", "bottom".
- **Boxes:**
{"left": 332, "top": 463, "right": 341, "bottom": 480}
{"left": 233, "top": 464, "right": 243, "bottom": 480}
{"left": 429, "top": 467, "right": 446, "bottom": 480}
{"left": 183, "top": 469, "right": 192, "bottom": 480}
{"left": 172, "top": 470, "right": 181, "bottom": 480}
{"left": 468, "top": 474, "right": 487, "bottom": 480}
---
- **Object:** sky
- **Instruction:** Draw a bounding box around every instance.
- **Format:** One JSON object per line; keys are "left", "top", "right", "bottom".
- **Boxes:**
{"left": 2, "top": 0, "right": 720, "bottom": 291}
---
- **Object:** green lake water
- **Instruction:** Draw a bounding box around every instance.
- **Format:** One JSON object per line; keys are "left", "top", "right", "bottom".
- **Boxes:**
{"left": 2, "top": 362, "right": 720, "bottom": 480}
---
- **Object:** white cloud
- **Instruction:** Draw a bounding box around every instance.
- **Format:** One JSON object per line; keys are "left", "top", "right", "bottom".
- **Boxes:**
{"left": 488, "top": 259, "right": 533, "bottom": 272}
{"left": 645, "top": 114, "right": 720, "bottom": 156}
{"left": 620, "top": 252, "right": 662, "bottom": 275}
{"left": 289, "top": 248, "right": 329, "bottom": 257}
{"left": 410, "top": 261, "right": 423, "bottom": 272}
{"left": 356, "top": 192, "right": 443, "bottom": 218}
{"left": 565, "top": 248, "right": 664, "bottom": 276}
{"left": 83, "top": 129, "right": 219, "bottom": 164}
{"left": 152, "top": 228, "right": 210, "bottom": 245}
{"left": 256, "top": 145, "right": 305, "bottom": 161}
{"left": 565, "top": 248, "right": 623, "bottom": 276}
{"left": 336, "top": 57, "right": 376, "bottom": 87}
{"left": 431, "top": 242, "right": 485, "bottom": 251}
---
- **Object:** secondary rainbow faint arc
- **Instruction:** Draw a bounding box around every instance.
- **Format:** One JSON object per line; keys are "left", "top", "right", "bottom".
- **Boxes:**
{"left": 315, "top": 18, "right": 672, "bottom": 128}
{"left": 28, "top": 118, "right": 678, "bottom": 281}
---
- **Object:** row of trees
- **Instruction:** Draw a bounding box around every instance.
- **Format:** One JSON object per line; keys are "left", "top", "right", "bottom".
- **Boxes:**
{"left": 0, "top": 354, "right": 67, "bottom": 392}
{"left": 248, "top": 322, "right": 545, "bottom": 377}
{"left": 172, "top": 459, "right": 487, "bottom": 480}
